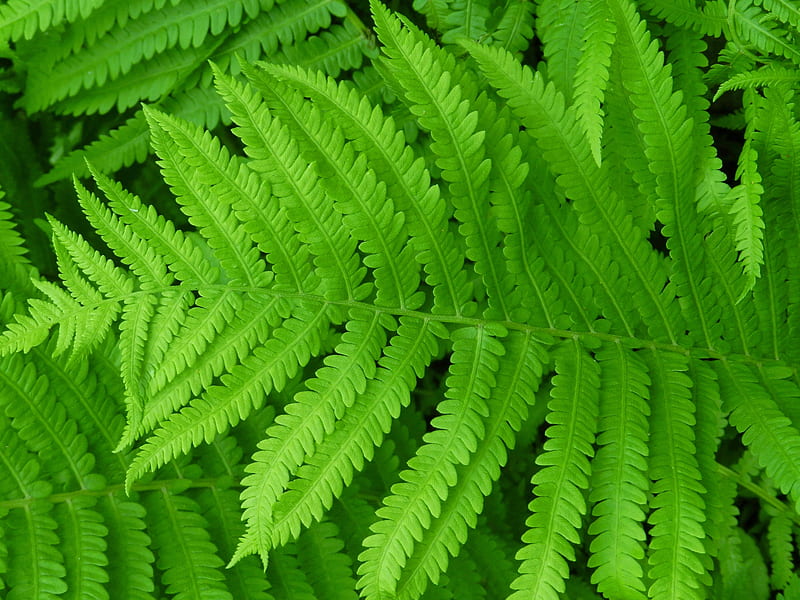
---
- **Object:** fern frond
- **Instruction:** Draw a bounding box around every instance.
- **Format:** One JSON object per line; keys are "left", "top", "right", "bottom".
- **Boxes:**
{"left": 245, "top": 67, "right": 423, "bottom": 310}
{"left": 124, "top": 303, "right": 331, "bottom": 487}
{"left": 715, "top": 64, "right": 800, "bottom": 101}
{"left": 266, "top": 317, "right": 445, "bottom": 548}
{"left": 373, "top": 0, "right": 512, "bottom": 320}
{"left": 213, "top": 66, "right": 368, "bottom": 302}
{"left": 145, "top": 487, "right": 233, "bottom": 600}
{"left": 142, "top": 102, "right": 314, "bottom": 293}
{"left": 357, "top": 324, "right": 506, "bottom": 600}
{"left": 262, "top": 62, "right": 473, "bottom": 316}
{"left": 635, "top": 0, "right": 727, "bottom": 36}
{"left": 768, "top": 513, "right": 795, "bottom": 590}
{"left": 395, "top": 330, "right": 545, "bottom": 600}
{"left": 717, "top": 360, "right": 800, "bottom": 511}
{"left": 645, "top": 349, "right": 708, "bottom": 599}
{"left": 296, "top": 520, "right": 358, "bottom": 600}
{"left": 572, "top": 0, "right": 614, "bottom": 166}
{"left": 57, "top": 495, "right": 109, "bottom": 599}
{"left": 509, "top": 340, "right": 599, "bottom": 600}
{"left": 733, "top": 1, "right": 800, "bottom": 64}
{"left": 489, "top": 0, "right": 535, "bottom": 56}
{"left": 234, "top": 310, "right": 391, "bottom": 565}
{"left": 588, "top": 343, "right": 650, "bottom": 599}
{"left": 440, "top": 0, "right": 492, "bottom": 44}
{"left": 463, "top": 39, "right": 682, "bottom": 343}
{"left": 0, "top": 0, "right": 104, "bottom": 41}
{"left": 98, "top": 496, "right": 156, "bottom": 599}
{"left": 535, "top": 0, "right": 588, "bottom": 101}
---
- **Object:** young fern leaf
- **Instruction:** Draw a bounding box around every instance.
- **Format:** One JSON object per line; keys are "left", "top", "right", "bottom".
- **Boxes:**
{"left": 510, "top": 339, "right": 599, "bottom": 600}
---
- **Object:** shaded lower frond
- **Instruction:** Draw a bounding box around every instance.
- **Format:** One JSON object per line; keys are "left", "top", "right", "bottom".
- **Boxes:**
{"left": 717, "top": 359, "right": 800, "bottom": 511}
{"left": 145, "top": 488, "right": 232, "bottom": 600}
{"left": 510, "top": 339, "right": 599, "bottom": 600}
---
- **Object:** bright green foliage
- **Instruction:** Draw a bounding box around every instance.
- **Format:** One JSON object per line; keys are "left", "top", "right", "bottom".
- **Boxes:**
{"left": 1, "top": 0, "right": 800, "bottom": 599}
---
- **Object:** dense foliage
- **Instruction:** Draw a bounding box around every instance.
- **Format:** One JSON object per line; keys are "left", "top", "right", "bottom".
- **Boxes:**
{"left": 2, "top": 0, "right": 800, "bottom": 598}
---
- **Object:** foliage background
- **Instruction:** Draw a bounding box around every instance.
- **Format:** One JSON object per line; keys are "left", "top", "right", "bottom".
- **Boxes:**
{"left": 1, "top": 0, "right": 800, "bottom": 599}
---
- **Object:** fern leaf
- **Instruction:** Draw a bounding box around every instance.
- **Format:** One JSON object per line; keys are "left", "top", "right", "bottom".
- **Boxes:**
{"left": 233, "top": 310, "right": 391, "bottom": 565}
{"left": 73, "top": 177, "right": 173, "bottom": 289}
{"left": 89, "top": 167, "right": 216, "bottom": 285}
{"left": 636, "top": 0, "right": 727, "bottom": 36}
{"left": 245, "top": 67, "right": 423, "bottom": 310}
{"left": 98, "top": 496, "right": 156, "bottom": 600}
{"left": 440, "top": 0, "right": 492, "bottom": 44}
{"left": 727, "top": 89, "right": 766, "bottom": 290}
{"left": 463, "top": 39, "right": 682, "bottom": 343}
{"left": 262, "top": 62, "right": 473, "bottom": 316}
{"left": 645, "top": 349, "right": 708, "bottom": 600}
{"left": 147, "top": 109, "right": 270, "bottom": 288}
{"left": 717, "top": 360, "right": 800, "bottom": 511}
{"left": 145, "top": 487, "right": 233, "bottom": 600}
{"left": 124, "top": 303, "right": 331, "bottom": 487}
{"left": 489, "top": 0, "right": 535, "bottom": 55}
{"left": 572, "top": 0, "right": 614, "bottom": 166}
{"left": 5, "top": 499, "right": 68, "bottom": 599}
{"left": 395, "top": 330, "right": 545, "bottom": 600}
{"left": 715, "top": 64, "right": 800, "bottom": 101}
{"left": 0, "top": 0, "right": 104, "bottom": 41}
{"left": 768, "top": 514, "right": 795, "bottom": 590}
{"left": 0, "top": 357, "right": 98, "bottom": 488}
{"left": 296, "top": 520, "right": 358, "bottom": 600}
{"left": 372, "top": 0, "right": 512, "bottom": 320}
{"left": 57, "top": 495, "right": 109, "bottom": 600}
{"left": 509, "top": 340, "right": 599, "bottom": 600}
{"left": 535, "top": 0, "right": 588, "bottom": 101}
{"left": 588, "top": 343, "right": 650, "bottom": 599}
{"left": 733, "top": 1, "right": 800, "bottom": 64}
{"left": 608, "top": 0, "right": 722, "bottom": 348}
{"left": 213, "top": 65, "right": 368, "bottom": 302}
{"left": 357, "top": 324, "right": 506, "bottom": 600}
{"left": 141, "top": 107, "right": 315, "bottom": 292}
{"left": 266, "top": 317, "right": 444, "bottom": 548}
{"left": 48, "top": 217, "right": 133, "bottom": 299}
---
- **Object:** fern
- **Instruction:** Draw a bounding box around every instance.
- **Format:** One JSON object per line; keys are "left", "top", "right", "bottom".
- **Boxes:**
{"left": 2, "top": 0, "right": 800, "bottom": 598}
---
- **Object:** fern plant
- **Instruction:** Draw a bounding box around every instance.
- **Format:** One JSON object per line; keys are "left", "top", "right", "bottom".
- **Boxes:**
{"left": 2, "top": 0, "right": 800, "bottom": 598}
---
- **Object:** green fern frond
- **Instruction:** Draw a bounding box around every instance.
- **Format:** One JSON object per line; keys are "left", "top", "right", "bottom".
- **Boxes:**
{"left": 357, "top": 324, "right": 506, "bottom": 600}
{"left": 715, "top": 64, "right": 800, "bottom": 100}
{"left": 645, "top": 349, "right": 708, "bottom": 600}
{"left": 588, "top": 343, "right": 650, "bottom": 599}
{"left": 510, "top": 340, "right": 599, "bottom": 600}
{"left": 489, "top": 0, "right": 534, "bottom": 55}
{"left": 0, "top": 0, "right": 104, "bottom": 41}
